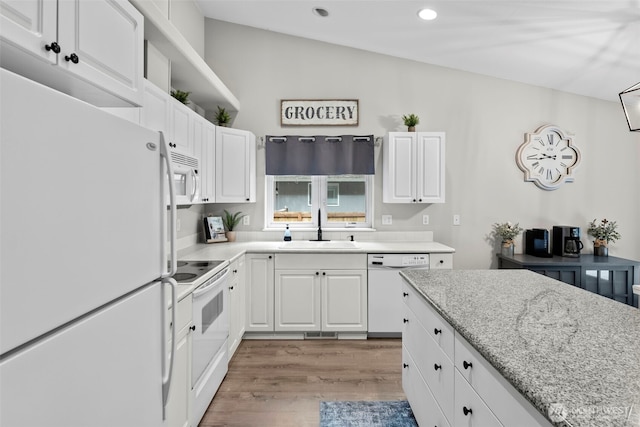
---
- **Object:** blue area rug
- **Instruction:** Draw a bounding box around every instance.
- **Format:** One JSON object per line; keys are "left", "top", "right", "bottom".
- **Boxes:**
{"left": 320, "top": 401, "right": 418, "bottom": 427}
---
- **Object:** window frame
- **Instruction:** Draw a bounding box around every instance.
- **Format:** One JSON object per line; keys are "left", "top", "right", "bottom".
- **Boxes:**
{"left": 265, "top": 175, "right": 374, "bottom": 229}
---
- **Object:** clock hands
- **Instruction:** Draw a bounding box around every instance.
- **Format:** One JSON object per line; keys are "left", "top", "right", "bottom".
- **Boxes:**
{"left": 527, "top": 153, "right": 557, "bottom": 161}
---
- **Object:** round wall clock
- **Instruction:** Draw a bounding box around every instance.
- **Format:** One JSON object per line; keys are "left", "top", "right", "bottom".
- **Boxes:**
{"left": 516, "top": 124, "right": 581, "bottom": 190}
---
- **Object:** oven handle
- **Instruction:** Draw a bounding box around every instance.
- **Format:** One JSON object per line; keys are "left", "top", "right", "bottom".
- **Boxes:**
{"left": 192, "top": 268, "right": 230, "bottom": 298}
{"left": 161, "top": 277, "right": 177, "bottom": 419}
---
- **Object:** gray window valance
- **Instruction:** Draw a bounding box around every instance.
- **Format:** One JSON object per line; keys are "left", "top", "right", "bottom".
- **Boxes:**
{"left": 265, "top": 135, "right": 375, "bottom": 175}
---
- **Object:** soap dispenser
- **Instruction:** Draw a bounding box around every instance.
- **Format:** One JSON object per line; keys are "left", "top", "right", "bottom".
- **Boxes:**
{"left": 283, "top": 224, "right": 292, "bottom": 241}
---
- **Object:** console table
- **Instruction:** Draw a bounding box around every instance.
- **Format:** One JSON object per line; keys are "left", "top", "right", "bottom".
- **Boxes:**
{"left": 497, "top": 254, "right": 640, "bottom": 306}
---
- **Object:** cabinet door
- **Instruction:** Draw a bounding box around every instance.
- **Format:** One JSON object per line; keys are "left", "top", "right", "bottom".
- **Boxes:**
{"left": 245, "top": 254, "right": 274, "bottom": 332}
{"left": 169, "top": 100, "right": 192, "bottom": 153}
{"left": 275, "top": 270, "right": 321, "bottom": 332}
{"left": 57, "top": 0, "right": 144, "bottom": 106}
{"left": 140, "top": 79, "right": 171, "bottom": 135}
{"left": 215, "top": 127, "right": 256, "bottom": 203}
{"left": 166, "top": 331, "right": 191, "bottom": 427}
{"left": 416, "top": 132, "right": 446, "bottom": 203}
{"left": 0, "top": 0, "right": 57, "bottom": 64}
{"left": 383, "top": 132, "right": 417, "bottom": 203}
{"left": 322, "top": 270, "right": 367, "bottom": 332}
{"left": 199, "top": 122, "right": 216, "bottom": 203}
{"left": 228, "top": 256, "right": 246, "bottom": 358}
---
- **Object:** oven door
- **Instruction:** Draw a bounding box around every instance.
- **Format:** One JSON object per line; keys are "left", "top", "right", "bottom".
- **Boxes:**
{"left": 191, "top": 268, "right": 229, "bottom": 386}
{"left": 172, "top": 164, "right": 200, "bottom": 205}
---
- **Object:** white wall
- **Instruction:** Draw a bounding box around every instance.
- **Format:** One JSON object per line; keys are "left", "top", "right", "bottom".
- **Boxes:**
{"left": 170, "top": 0, "right": 205, "bottom": 57}
{"left": 202, "top": 19, "right": 640, "bottom": 269}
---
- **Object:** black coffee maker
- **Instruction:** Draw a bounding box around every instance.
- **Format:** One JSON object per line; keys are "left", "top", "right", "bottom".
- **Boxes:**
{"left": 552, "top": 226, "right": 584, "bottom": 257}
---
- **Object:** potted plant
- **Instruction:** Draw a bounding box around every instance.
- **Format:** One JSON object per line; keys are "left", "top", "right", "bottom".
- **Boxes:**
{"left": 587, "top": 218, "right": 621, "bottom": 256}
{"left": 492, "top": 221, "right": 523, "bottom": 257}
{"left": 222, "top": 209, "right": 245, "bottom": 242}
{"left": 402, "top": 113, "right": 420, "bottom": 131}
{"left": 215, "top": 106, "right": 231, "bottom": 127}
{"left": 170, "top": 89, "right": 190, "bottom": 105}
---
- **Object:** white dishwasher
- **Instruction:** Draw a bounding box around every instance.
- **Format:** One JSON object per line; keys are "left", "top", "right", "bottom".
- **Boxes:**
{"left": 368, "top": 254, "right": 430, "bottom": 337}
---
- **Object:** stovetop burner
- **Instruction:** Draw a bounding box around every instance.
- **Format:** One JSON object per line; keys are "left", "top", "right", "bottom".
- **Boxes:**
{"left": 172, "top": 272, "right": 197, "bottom": 282}
{"left": 171, "top": 260, "right": 226, "bottom": 284}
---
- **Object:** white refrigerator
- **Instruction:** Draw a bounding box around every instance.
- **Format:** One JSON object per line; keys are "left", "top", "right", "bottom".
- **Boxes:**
{"left": 0, "top": 69, "right": 177, "bottom": 426}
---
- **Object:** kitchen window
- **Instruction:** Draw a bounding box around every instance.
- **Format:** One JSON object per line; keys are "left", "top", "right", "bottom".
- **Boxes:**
{"left": 265, "top": 175, "right": 373, "bottom": 229}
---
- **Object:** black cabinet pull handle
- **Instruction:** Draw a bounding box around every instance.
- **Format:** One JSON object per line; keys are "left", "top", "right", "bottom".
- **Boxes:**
{"left": 403, "top": 292, "right": 409, "bottom": 297}
{"left": 418, "top": 199, "right": 422, "bottom": 202}
{"left": 434, "top": 328, "right": 442, "bottom": 335}
{"left": 403, "top": 363, "right": 409, "bottom": 368}
{"left": 190, "top": 325, "right": 196, "bottom": 331}
{"left": 316, "top": 272, "right": 319, "bottom": 275}
{"left": 233, "top": 269, "right": 238, "bottom": 273}
{"left": 439, "top": 259, "right": 444, "bottom": 264}
{"left": 45, "top": 42, "right": 61, "bottom": 53}
{"left": 434, "top": 363, "right": 441, "bottom": 371}
{"left": 229, "top": 286, "right": 234, "bottom": 290}
{"left": 463, "top": 406, "right": 473, "bottom": 416}
{"left": 64, "top": 53, "right": 79, "bottom": 64}
{"left": 412, "top": 199, "right": 416, "bottom": 202}
{"left": 246, "top": 198, "right": 250, "bottom": 201}
{"left": 403, "top": 318, "right": 409, "bottom": 323}
{"left": 463, "top": 361, "right": 473, "bottom": 369}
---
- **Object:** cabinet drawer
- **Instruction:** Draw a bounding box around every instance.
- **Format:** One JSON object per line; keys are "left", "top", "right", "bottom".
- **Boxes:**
{"left": 403, "top": 304, "right": 453, "bottom": 421}
{"left": 403, "top": 346, "right": 451, "bottom": 427}
{"left": 275, "top": 253, "right": 366, "bottom": 270}
{"left": 175, "top": 296, "right": 193, "bottom": 335}
{"left": 454, "top": 370, "right": 502, "bottom": 427}
{"left": 454, "top": 333, "right": 551, "bottom": 427}
{"left": 430, "top": 253, "right": 453, "bottom": 269}
{"left": 402, "top": 281, "right": 454, "bottom": 359}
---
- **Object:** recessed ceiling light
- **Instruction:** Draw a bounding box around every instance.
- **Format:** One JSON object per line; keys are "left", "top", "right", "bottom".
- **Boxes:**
{"left": 313, "top": 7, "right": 329, "bottom": 17}
{"left": 418, "top": 8, "right": 437, "bottom": 21}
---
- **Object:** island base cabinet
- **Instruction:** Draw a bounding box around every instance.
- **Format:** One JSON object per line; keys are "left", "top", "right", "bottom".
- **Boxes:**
{"left": 402, "top": 346, "right": 451, "bottom": 427}
{"left": 454, "top": 370, "right": 502, "bottom": 427}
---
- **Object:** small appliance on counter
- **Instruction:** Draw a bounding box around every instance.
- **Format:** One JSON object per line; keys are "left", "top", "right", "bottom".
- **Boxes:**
{"left": 525, "top": 228, "right": 552, "bottom": 257}
{"left": 553, "top": 226, "right": 584, "bottom": 257}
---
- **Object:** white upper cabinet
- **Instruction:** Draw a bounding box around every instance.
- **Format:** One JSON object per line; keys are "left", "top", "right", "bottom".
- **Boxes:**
{"left": 140, "top": 79, "right": 171, "bottom": 134}
{"left": 194, "top": 115, "right": 215, "bottom": 203}
{"left": 215, "top": 127, "right": 256, "bottom": 203}
{"left": 383, "top": 132, "right": 446, "bottom": 203}
{"left": 0, "top": 0, "right": 144, "bottom": 107}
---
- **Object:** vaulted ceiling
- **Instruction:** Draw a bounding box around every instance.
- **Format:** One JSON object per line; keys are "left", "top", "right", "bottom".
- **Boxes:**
{"left": 196, "top": 0, "right": 640, "bottom": 102}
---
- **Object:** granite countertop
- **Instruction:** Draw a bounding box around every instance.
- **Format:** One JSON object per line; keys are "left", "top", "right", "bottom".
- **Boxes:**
{"left": 400, "top": 269, "right": 640, "bottom": 427}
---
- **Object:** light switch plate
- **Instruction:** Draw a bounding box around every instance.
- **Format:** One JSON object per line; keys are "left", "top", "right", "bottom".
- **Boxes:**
{"left": 453, "top": 214, "right": 461, "bottom": 226}
{"left": 382, "top": 215, "right": 392, "bottom": 225}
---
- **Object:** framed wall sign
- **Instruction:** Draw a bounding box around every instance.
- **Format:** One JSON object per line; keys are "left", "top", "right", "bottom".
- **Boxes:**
{"left": 281, "top": 99, "right": 359, "bottom": 126}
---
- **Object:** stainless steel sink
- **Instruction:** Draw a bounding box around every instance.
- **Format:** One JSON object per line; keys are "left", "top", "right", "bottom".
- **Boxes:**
{"left": 278, "top": 241, "right": 361, "bottom": 250}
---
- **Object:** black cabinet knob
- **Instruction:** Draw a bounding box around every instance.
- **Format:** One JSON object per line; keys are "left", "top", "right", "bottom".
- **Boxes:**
{"left": 316, "top": 272, "right": 319, "bottom": 275}
{"left": 434, "top": 328, "right": 442, "bottom": 335}
{"left": 403, "top": 318, "right": 409, "bottom": 323}
{"left": 434, "top": 363, "right": 441, "bottom": 371}
{"left": 403, "top": 292, "right": 408, "bottom": 297}
{"left": 233, "top": 269, "right": 238, "bottom": 273}
{"left": 463, "top": 361, "right": 473, "bottom": 370}
{"left": 229, "top": 286, "right": 234, "bottom": 290}
{"left": 463, "top": 406, "right": 473, "bottom": 416}
{"left": 439, "top": 259, "right": 444, "bottom": 264}
{"left": 418, "top": 199, "right": 422, "bottom": 202}
{"left": 403, "top": 363, "right": 409, "bottom": 369}
{"left": 45, "top": 42, "right": 61, "bottom": 53}
{"left": 64, "top": 53, "right": 79, "bottom": 64}
{"left": 190, "top": 325, "right": 196, "bottom": 331}
{"left": 268, "top": 255, "right": 272, "bottom": 259}
{"left": 246, "top": 198, "right": 250, "bottom": 201}
{"left": 412, "top": 199, "right": 416, "bottom": 202}
{"left": 322, "top": 272, "right": 326, "bottom": 276}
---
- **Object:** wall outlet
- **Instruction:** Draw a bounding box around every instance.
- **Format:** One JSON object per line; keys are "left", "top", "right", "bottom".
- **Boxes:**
{"left": 423, "top": 215, "right": 430, "bottom": 225}
{"left": 243, "top": 215, "right": 250, "bottom": 225}
{"left": 382, "top": 215, "right": 392, "bottom": 225}
{"left": 453, "top": 214, "right": 461, "bottom": 226}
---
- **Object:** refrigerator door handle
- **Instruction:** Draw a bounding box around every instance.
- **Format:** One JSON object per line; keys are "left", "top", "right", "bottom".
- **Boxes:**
{"left": 160, "top": 131, "right": 177, "bottom": 278}
{"left": 161, "top": 277, "right": 177, "bottom": 419}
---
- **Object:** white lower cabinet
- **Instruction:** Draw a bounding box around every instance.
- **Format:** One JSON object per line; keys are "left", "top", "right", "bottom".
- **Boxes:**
{"left": 402, "top": 281, "right": 552, "bottom": 427}
{"left": 274, "top": 254, "right": 367, "bottom": 334}
{"left": 166, "top": 296, "right": 193, "bottom": 427}
{"left": 228, "top": 256, "right": 246, "bottom": 358}
{"left": 245, "top": 254, "right": 275, "bottom": 332}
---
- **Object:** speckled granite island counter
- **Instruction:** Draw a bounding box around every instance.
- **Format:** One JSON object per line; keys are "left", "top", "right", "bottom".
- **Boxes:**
{"left": 400, "top": 269, "right": 640, "bottom": 427}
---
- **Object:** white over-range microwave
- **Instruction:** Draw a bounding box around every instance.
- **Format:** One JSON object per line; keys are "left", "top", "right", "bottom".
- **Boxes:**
{"left": 170, "top": 149, "right": 200, "bottom": 205}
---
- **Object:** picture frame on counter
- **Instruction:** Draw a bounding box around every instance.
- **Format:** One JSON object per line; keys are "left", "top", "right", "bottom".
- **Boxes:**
{"left": 204, "top": 216, "right": 227, "bottom": 243}
{"left": 281, "top": 99, "right": 359, "bottom": 126}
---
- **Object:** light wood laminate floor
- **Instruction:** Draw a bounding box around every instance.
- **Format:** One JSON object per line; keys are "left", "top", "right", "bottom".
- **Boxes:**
{"left": 198, "top": 339, "right": 404, "bottom": 427}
